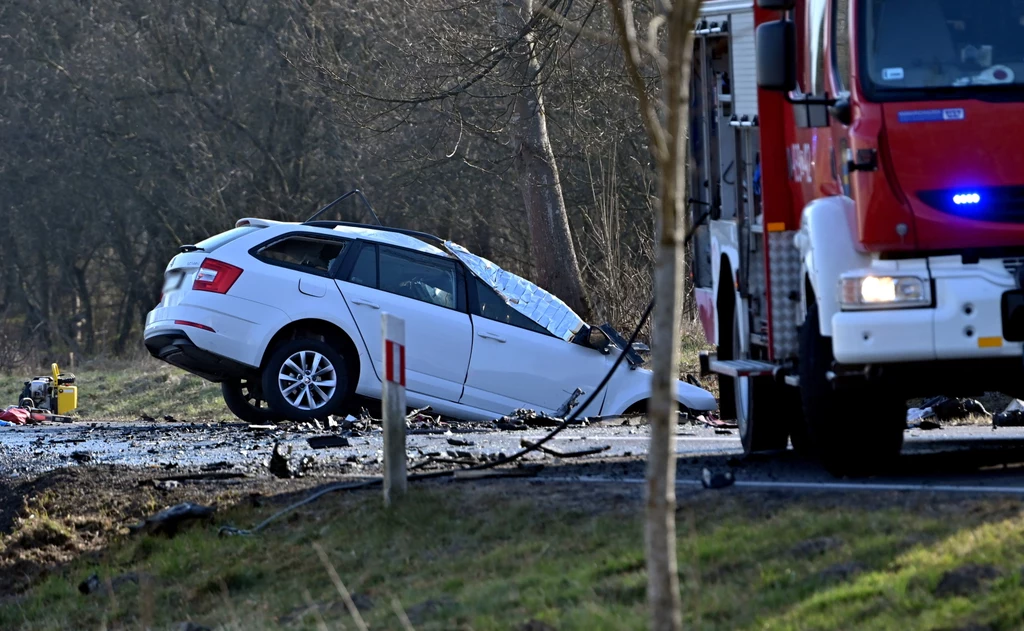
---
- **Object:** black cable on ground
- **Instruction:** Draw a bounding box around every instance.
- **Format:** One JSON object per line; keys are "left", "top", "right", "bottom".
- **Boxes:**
{"left": 222, "top": 217, "right": 707, "bottom": 536}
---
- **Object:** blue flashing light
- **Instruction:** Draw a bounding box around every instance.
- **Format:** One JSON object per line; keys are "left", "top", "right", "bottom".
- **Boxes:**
{"left": 953, "top": 192, "right": 981, "bottom": 205}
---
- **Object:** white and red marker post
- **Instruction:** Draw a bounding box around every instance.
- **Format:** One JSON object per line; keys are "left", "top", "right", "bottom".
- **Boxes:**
{"left": 382, "top": 313, "right": 407, "bottom": 505}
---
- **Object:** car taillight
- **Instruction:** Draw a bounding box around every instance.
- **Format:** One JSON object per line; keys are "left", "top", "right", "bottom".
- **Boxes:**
{"left": 193, "top": 258, "right": 243, "bottom": 294}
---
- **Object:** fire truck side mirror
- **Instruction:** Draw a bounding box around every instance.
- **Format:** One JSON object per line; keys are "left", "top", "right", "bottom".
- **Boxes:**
{"left": 756, "top": 20, "right": 797, "bottom": 92}
{"left": 756, "top": 0, "right": 795, "bottom": 10}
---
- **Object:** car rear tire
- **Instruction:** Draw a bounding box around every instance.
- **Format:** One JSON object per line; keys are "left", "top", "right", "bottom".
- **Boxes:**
{"left": 221, "top": 378, "right": 283, "bottom": 425}
{"left": 262, "top": 337, "right": 350, "bottom": 421}
{"left": 798, "top": 301, "right": 904, "bottom": 477}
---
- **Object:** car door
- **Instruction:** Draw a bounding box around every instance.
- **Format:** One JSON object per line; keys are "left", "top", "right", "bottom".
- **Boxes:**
{"left": 460, "top": 277, "right": 611, "bottom": 416}
{"left": 335, "top": 241, "right": 472, "bottom": 402}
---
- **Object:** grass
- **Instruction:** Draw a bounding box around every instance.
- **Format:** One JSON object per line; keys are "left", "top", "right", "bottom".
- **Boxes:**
{"left": 3, "top": 484, "right": 1024, "bottom": 630}
{"left": 0, "top": 358, "right": 231, "bottom": 422}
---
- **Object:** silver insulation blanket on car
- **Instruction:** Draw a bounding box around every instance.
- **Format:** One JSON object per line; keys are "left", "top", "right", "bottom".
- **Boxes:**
{"left": 445, "top": 241, "right": 585, "bottom": 342}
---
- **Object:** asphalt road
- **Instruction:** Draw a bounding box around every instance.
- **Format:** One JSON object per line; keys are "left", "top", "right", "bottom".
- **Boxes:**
{"left": 6, "top": 417, "right": 1024, "bottom": 493}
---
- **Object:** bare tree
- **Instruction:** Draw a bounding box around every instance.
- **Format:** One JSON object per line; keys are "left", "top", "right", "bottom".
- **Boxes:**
{"left": 498, "top": 0, "right": 593, "bottom": 319}
{"left": 606, "top": 0, "right": 701, "bottom": 629}
{"left": 297, "top": 0, "right": 601, "bottom": 318}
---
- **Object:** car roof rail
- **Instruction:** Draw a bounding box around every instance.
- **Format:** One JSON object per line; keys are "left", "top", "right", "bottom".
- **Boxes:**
{"left": 303, "top": 220, "right": 448, "bottom": 249}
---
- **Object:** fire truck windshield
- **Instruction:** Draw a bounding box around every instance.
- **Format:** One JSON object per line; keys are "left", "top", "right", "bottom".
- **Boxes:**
{"left": 864, "top": 0, "right": 1024, "bottom": 96}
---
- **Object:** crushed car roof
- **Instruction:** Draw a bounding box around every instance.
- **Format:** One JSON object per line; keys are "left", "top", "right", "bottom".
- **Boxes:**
{"left": 445, "top": 241, "right": 585, "bottom": 342}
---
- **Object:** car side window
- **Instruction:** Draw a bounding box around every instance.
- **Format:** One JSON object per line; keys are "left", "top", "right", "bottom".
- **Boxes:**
{"left": 378, "top": 246, "right": 458, "bottom": 310}
{"left": 348, "top": 244, "right": 377, "bottom": 288}
{"left": 256, "top": 236, "right": 347, "bottom": 275}
{"left": 471, "top": 278, "right": 553, "bottom": 337}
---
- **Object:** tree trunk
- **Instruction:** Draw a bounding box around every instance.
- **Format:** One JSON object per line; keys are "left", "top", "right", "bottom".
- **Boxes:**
{"left": 499, "top": 0, "right": 593, "bottom": 321}
{"left": 606, "top": 1, "right": 699, "bottom": 629}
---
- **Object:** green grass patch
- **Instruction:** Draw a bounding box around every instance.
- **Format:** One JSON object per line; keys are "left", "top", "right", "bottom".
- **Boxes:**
{"left": 3, "top": 486, "right": 1024, "bottom": 630}
{"left": 0, "top": 358, "right": 230, "bottom": 422}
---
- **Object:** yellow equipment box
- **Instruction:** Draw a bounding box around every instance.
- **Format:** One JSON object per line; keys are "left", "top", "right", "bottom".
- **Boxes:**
{"left": 57, "top": 385, "right": 78, "bottom": 415}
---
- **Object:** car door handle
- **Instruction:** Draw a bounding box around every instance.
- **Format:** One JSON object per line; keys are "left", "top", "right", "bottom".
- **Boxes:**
{"left": 478, "top": 332, "right": 506, "bottom": 343}
{"left": 351, "top": 299, "right": 380, "bottom": 310}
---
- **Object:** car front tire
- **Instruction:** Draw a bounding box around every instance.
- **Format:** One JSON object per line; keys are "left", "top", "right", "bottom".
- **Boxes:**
{"left": 262, "top": 338, "right": 350, "bottom": 421}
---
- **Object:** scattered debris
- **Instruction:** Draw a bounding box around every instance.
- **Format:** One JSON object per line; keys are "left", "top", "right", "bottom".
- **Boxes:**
{"left": 307, "top": 436, "right": 351, "bottom": 450}
{"left": 554, "top": 388, "right": 584, "bottom": 418}
{"left": 697, "top": 415, "right": 737, "bottom": 430}
{"left": 70, "top": 451, "right": 92, "bottom": 463}
{"left": 494, "top": 407, "right": 587, "bottom": 430}
{"left": 269, "top": 442, "right": 292, "bottom": 478}
{"left": 78, "top": 572, "right": 146, "bottom": 595}
{"left": 701, "top": 467, "right": 735, "bottom": 489}
{"left": 77, "top": 573, "right": 100, "bottom": 595}
{"left": 909, "top": 397, "right": 989, "bottom": 424}
{"left": 519, "top": 438, "right": 610, "bottom": 458}
{"left": 994, "top": 399, "right": 1024, "bottom": 427}
{"left": 714, "top": 428, "right": 733, "bottom": 435}
{"left": 446, "top": 437, "right": 475, "bottom": 447}
{"left": 248, "top": 424, "right": 276, "bottom": 431}
{"left": 154, "top": 480, "right": 181, "bottom": 491}
{"left": 128, "top": 503, "right": 215, "bottom": 537}
{"left": 935, "top": 397, "right": 988, "bottom": 421}
{"left": 933, "top": 564, "right": 1002, "bottom": 598}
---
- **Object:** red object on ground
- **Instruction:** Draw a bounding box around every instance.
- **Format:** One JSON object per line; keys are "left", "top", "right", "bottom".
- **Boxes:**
{"left": 0, "top": 407, "right": 30, "bottom": 425}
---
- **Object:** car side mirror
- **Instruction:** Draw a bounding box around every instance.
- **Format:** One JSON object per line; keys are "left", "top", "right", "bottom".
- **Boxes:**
{"left": 588, "top": 327, "right": 611, "bottom": 353}
{"left": 756, "top": 20, "right": 796, "bottom": 92}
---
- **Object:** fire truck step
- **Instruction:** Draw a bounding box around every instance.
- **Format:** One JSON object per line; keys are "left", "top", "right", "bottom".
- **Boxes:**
{"left": 700, "top": 352, "right": 777, "bottom": 378}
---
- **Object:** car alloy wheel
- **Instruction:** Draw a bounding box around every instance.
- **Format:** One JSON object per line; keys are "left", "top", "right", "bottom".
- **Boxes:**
{"left": 277, "top": 350, "right": 338, "bottom": 411}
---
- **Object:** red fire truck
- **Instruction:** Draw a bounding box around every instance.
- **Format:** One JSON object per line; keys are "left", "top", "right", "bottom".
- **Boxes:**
{"left": 694, "top": 0, "right": 1024, "bottom": 475}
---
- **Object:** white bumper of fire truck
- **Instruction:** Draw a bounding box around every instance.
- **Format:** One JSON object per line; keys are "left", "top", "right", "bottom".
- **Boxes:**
{"left": 831, "top": 255, "right": 1024, "bottom": 364}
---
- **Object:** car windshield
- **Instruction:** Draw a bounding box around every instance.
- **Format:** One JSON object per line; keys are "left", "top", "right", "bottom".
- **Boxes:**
{"left": 443, "top": 241, "right": 585, "bottom": 342}
{"left": 864, "top": 0, "right": 1024, "bottom": 91}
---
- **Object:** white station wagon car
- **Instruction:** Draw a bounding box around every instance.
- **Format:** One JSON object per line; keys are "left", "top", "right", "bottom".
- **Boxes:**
{"left": 144, "top": 215, "right": 717, "bottom": 423}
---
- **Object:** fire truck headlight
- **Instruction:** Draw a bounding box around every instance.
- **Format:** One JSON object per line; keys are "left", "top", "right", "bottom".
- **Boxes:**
{"left": 839, "top": 275, "right": 931, "bottom": 310}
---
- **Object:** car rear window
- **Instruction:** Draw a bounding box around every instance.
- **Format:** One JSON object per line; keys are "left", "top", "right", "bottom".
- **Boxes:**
{"left": 195, "top": 226, "right": 263, "bottom": 252}
{"left": 256, "top": 236, "right": 348, "bottom": 274}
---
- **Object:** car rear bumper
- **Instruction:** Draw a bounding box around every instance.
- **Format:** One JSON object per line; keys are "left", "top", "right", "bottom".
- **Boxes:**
{"left": 831, "top": 257, "right": 1024, "bottom": 364}
{"left": 144, "top": 329, "right": 254, "bottom": 382}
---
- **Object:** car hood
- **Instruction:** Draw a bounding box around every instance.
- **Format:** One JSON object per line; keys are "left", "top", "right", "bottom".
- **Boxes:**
{"left": 444, "top": 240, "right": 585, "bottom": 342}
{"left": 624, "top": 367, "right": 718, "bottom": 413}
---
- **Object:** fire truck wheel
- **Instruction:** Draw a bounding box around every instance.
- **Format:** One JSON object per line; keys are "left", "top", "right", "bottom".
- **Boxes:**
{"left": 798, "top": 302, "right": 904, "bottom": 477}
{"left": 729, "top": 308, "right": 789, "bottom": 455}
